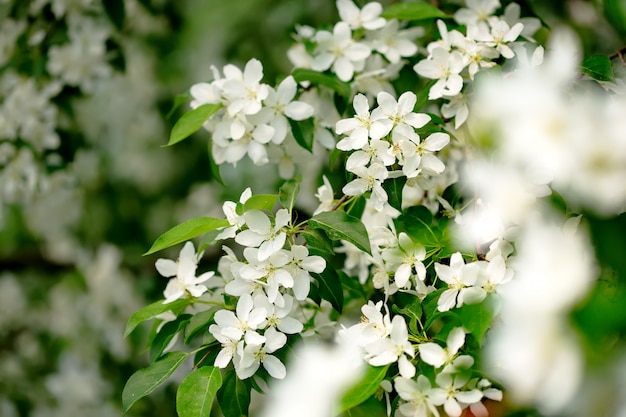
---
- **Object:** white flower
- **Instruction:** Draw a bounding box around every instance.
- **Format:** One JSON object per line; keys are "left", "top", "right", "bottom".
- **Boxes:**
{"left": 155, "top": 241, "right": 215, "bottom": 304}
{"left": 429, "top": 373, "right": 483, "bottom": 417}
{"left": 211, "top": 293, "right": 267, "bottom": 343}
{"left": 285, "top": 245, "right": 326, "bottom": 300}
{"left": 366, "top": 19, "right": 421, "bottom": 63}
{"left": 314, "top": 176, "right": 335, "bottom": 215}
{"left": 337, "top": 0, "right": 386, "bottom": 30}
{"left": 221, "top": 58, "right": 269, "bottom": 116}
{"left": 236, "top": 327, "right": 287, "bottom": 379}
{"left": 395, "top": 375, "right": 441, "bottom": 417}
{"left": 235, "top": 209, "right": 290, "bottom": 261}
{"left": 253, "top": 293, "right": 303, "bottom": 334}
{"left": 216, "top": 187, "right": 252, "bottom": 240}
{"left": 454, "top": 0, "right": 501, "bottom": 26}
{"left": 364, "top": 315, "right": 415, "bottom": 378}
{"left": 419, "top": 327, "right": 473, "bottom": 372}
{"left": 312, "top": 22, "right": 371, "bottom": 82}
{"left": 414, "top": 47, "right": 465, "bottom": 99}
{"left": 469, "top": 17, "right": 524, "bottom": 59}
{"left": 336, "top": 93, "right": 392, "bottom": 150}
{"left": 342, "top": 163, "right": 389, "bottom": 211}
{"left": 434, "top": 252, "right": 486, "bottom": 312}
{"left": 371, "top": 91, "right": 430, "bottom": 133}
{"left": 381, "top": 232, "right": 426, "bottom": 288}
{"left": 248, "top": 75, "right": 314, "bottom": 144}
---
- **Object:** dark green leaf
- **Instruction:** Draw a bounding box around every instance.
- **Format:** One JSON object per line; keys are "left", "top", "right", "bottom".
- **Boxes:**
{"left": 167, "top": 92, "right": 192, "bottom": 119}
{"left": 144, "top": 217, "right": 229, "bottom": 255}
{"left": 122, "top": 351, "right": 189, "bottom": 415}
{"left": 393, "top": 293, "right": 423, "bottom": 335}
{"left": 279, "top": 178, "right": 301, "bottom": 212}
{"left": 309, "top": 210, "right": 371, "bottom": 255}
{"left": 102, "top": 0, "right": 125, "bottom": 30}
{"left": 184, "top": 308, "right": 218, "bottom": 344}
{"left": 312, "top": 267, "right": 344, "bottom": 313}
{"left": 301, "top": 228, "right": 335, "bottom": 258}
{"left": 457, "top": 299, "right": 493, "bottom": 344}
{"left": 176, "top": 366, "right": 222, "bottom": 417}
{"left": 125, "top": 299, "right": 190, "bottom": 338}
{"left": 338, "top": 396, "right": 387, "bottom": 417}
{"left": 292, "top": 68, "right": 352, "bottom": 99}
{"left": 217, "top": 369, "right": 251, "bottom": 417}
{"left": 383, "top": 177, "right": 406, "bottom": 212}
{"left": 336, "top": 365, "right": 389, "bottom": 415}
{"left": 289, "top": 117, "right": 315, "bottom": 152}
{"left": 241, "top": 194, "right": 278, "bottom": 213}
{"left": 168, "top": 103, "right": 222, "bottom": 146}
{"left": 150, "top": 315, "right": 191, "bottom": 362}
{"left": 581, "top": 55, "right": 615, "bottom": 82}
{"left": 605, "top": 0, "right": 626, "bottom": 36}
{"left": 382, "top": 2, "right": 451, "bottom": 20}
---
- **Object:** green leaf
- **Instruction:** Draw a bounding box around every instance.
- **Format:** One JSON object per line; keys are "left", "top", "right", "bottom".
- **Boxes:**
{"left": 581, "top": 55, "right": 615, "bottom": 82}
{"left": 336, "top": 365, "right": 389, "bottom": 415}
{"left": 312, "top": 267, "right": 344, "bottom": 313}
{"left": 144, "top": 217, "right": 229, "bottom": 255}
{"left": 216, "top": 369, "right": 251, "bottom": 417}
{"left": 240, "top": 194, "right": 278, "bottom": 213}
{"left": 309, "top": 210, "right": 371, "bottom": 255}
{"left": 168, "top": 103, "right": 222, "bottom": 146}
{"left": 197, "top": 229, "right": 224, "bottom": 253}
{"left": 457, "top": 299, "right": 493, "bottom": 344}
{"left": 605, "top": 0, "right": 626, "bottom": 36}
{"left": 102, "top": 0, "right": 125, "bottom": 30}
{"left": 382, "top": 2, "right": 451, "bottom": 20}
{"left": 184, "top": 308, "right": 218, "bottom": 344}
{"left": 122, "top": 351, "right": 189, "bottom": 415}
{"left": 289, "top": 117, "right": 315, "bottom": 152}
{"left": 150, "top": 315, "right": 191, "bottom": 362}
{"left": 279, "top": 178, "right": 301, "bottom": 212}
{"left": 125, "top": 298, "right": 190, "bottom": 338}
{"left": 301, "top": 228, "right": 335, "bottom": 258}
{"left": 176, "top": 366, "right": 223, "bottom": 417}
{"left": 382, "top": 176, "right": 406, "bottom": 212}
{"left": 292, "top": 68, "right": 352, "bottom": 99}
{"left": 167, "top": 92, "right": 192, "bottom": 119}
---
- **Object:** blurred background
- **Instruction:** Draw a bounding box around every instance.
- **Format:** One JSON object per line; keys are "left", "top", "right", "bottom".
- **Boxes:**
{"left": 0, "top": 0, "right": 624, "bottom": 416}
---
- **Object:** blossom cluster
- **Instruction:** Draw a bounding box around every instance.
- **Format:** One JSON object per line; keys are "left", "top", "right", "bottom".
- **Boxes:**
{"left": 188, "top": 59, "right": 314, "bottom": 168}
{"left": 288, "top": 0, "right": 421, "bottom": 88}
{"left": 155, "top": 189, "right": 326, "bottom": 380}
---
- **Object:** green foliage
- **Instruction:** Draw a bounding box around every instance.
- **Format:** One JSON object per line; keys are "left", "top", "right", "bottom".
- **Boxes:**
{"left": 336, "top": 365, "right": 389, "bottom": 415}
{"left": 176, "top": 366, "right": 223, "bottom": 417}
{"left": 122, "top": 351, "right": 189, "bottom": 415}
{"left": 144, "top": 217, "right": 229, "bottom": 255}
{"left": 604, "top": 0, "right": 626, "bottom": 36}
{"left": 168, "top": 103, "right": 222, "bottom": 146}
{"left": 312, "top": 267, "right": 344, "bottom": 313}
{"left": 125, "top": 298, "right": 190, "bottom": 338}
{"left": 382, "top": 2, "right": 451, "bottom": 21}
{"left": 581, "top": 55, "right": 615, "bottom": 82}
{"left": 184, "top": 308, "right": 219, "bottom": 343}
{"left": 292, "top": 68, "right": 352, "bottom": 99}
{"left": 150, "top": 314, "right": 192, "bottom": 362}
{"left": 309, "top": 210, "right": 372, "bottom": 255}
{"left": 278, "top": 178, "right": 301, "bottom": 213}
{"left": 301, "top": 228, "right": 336, "bottom": 258}
{"left": 216, "top": 369, "right": 252, "bottom": 417}
{"left": 102, "top": 0, "right": 126, "bottom": 30}
{"left": 289, "top": 117, "right": 316, "bottom": 152}
{"left": 239, "top": 194, "right": 278, "bottom": 214}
